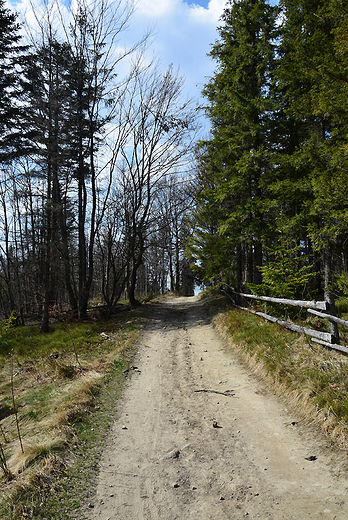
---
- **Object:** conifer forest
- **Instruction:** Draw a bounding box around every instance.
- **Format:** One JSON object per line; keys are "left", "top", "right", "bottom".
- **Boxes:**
{"left": 1, "top": 0, "right": 348, "bottom": 330}
{"left": 189, "top": 0, "right": 348, "bottom": 310}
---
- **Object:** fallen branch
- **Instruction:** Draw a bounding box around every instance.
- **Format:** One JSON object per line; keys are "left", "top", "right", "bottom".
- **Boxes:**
{"left": 194, "top": 389, "right": 235, "bottom": 396}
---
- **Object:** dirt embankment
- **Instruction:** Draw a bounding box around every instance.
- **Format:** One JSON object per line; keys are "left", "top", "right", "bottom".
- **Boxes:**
{"left": 83, "top": 296, "right": 348, "bottom": 520}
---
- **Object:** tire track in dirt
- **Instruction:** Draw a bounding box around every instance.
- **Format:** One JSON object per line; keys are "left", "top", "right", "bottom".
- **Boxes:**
{"left": 83, "top": 296, "right": 348, "bottom": 520}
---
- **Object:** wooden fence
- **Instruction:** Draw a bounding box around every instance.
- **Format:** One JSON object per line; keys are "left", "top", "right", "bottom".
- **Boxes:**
{"left": 221, "top": 285, "right": 348, "bottom": 355}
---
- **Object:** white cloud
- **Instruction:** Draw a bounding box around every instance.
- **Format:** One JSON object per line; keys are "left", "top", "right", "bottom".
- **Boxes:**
{"left": 127, "top": 0, "right": 226, "bottom": 97}
{"left": 8, "top": 0, "right": 227, "bottom": 133}
{"left": 8, "top": 0, "right": 73, "bottom": 44}
{"left": 187, "top": 0, "right": 226, "bottom": 23}
{"left": 136, "top": 0, "right": 181, "bottom": 18}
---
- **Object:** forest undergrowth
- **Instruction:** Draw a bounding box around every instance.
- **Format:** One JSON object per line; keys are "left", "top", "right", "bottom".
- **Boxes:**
{"left": 203, "top": 289, "right": 348, "bottom": 456}
{"left": 0, "top": 301, "right": 149, "bottom": 519}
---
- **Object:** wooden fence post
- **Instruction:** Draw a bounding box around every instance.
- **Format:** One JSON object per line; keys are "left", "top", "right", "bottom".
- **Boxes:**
{"left": 324, "top": 294, "right": 340, "bottom": 345}
{"left": 324, "top": 246, "right": 340, "bottom": 344}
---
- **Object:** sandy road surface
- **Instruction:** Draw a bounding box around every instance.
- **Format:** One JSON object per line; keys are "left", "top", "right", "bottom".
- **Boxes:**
{"left": 85, "top": 296, "right": 348, "bottom": 519}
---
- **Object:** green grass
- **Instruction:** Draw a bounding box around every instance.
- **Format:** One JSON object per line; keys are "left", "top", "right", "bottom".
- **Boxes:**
{"left": 336, "top": 297, "right": 348, "bottom": 316}
{"left": 203, "top": 289, "right": 348, "bottom": 449}
{"left": 0, "top": 304, "right": 147, "bottom": 519}
{"left": 1, "top": 351, "right": 133, "bottom": 519}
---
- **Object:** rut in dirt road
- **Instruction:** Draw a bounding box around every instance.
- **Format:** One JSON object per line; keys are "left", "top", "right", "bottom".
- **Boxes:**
{"left": 84, "top": 296, "right": 348, "bottom": 520}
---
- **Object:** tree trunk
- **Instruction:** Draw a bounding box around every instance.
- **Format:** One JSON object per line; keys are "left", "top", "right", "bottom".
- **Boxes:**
{"left": 169, "top": 247, "right": 175, "bottom": 292}
{"left": 253, "top": 240, "right": 262, "bottom": 285}
{"left": 128, "top": 264, "right": 141, "bottom": 306}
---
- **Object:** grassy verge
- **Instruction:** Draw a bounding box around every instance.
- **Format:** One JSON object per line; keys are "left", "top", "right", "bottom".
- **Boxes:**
{"left": 0, "top": 304, "right": 149, "bottom": 519}
{"left": 201, "top": 289, "right": 348, "bottom": 452}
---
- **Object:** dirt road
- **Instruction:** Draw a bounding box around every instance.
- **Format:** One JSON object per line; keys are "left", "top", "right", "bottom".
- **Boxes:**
{"left": 85, "top": 296, "right": 348, "bottom": 519}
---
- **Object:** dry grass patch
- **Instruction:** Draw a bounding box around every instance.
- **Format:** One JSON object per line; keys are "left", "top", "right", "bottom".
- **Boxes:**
{"left": 204, "top": 292, "right": 348, "bottom": 452}
{"left": 1, "top": 454, "right": 68, "bottom": 519}
{"left": 0, "top": 306, "right": 144, "bottom": 516}
{"left": 9, "top": 437, "right": 67, "bottom": 475}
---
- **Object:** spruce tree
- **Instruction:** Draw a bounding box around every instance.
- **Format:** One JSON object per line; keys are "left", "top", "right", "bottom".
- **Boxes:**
{"left": 188, "top": 144, "right": 236, "bottom": 285}
{"left": 195, "top": 0, "right": 279, "bottom": 287}
{"left": 275, "top": 0, "right": 348, "bottom": 340}
{"left": 22, "top": 40, "right": 80, "bottom": 330}
{"left": 0, "top": 0, "right": 28, "bottom": 161}
{"left": 276, "top": 0, "right": 348, "bottom": 245}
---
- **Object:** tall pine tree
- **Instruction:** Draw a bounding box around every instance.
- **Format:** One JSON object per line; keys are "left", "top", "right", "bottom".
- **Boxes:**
{"left": 194, "top": 0, "right": 279, "bottom": 287}
{"left": 0, "top": 0, "right": 29, "bottom": 161}
{"left": 275, "top": 0, "right": 348, "bottom": 339}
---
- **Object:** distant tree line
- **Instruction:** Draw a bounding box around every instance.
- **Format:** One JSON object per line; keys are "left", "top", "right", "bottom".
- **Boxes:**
{"left": 189, "top": 0, "right": 348, "bottom": 308}
{"left": 0, "top": 0, "right": 197, "bottom": 330}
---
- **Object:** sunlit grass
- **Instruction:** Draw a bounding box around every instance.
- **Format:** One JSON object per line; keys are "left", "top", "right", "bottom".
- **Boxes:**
{"left": 0, "top": 304, "right": 145, "bottom": 517}
{"left": 9, "top": 437, "right": 67, "bottom": 475}
{"left": 204, "top": 291, "right": 348, "bottom": 449}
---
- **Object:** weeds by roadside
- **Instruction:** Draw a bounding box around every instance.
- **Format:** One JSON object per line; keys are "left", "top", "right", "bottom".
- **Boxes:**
{"left": 202, "top": 289, "right": 348, "bottom": 452}
{"left": 0, "top": 305, "right": 145, "bottom": 519}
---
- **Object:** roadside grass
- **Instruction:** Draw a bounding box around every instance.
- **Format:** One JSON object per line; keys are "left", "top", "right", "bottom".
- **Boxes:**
{"left": 0, "top": 306, "right": 145, "bottom": 519}
{"left": 202, "top": 289, "right": 348, "bottom": 451}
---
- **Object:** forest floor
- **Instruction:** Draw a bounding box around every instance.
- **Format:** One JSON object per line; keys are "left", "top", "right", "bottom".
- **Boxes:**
{"left": 81, "top": 296, "right": 348, "bottom": 520}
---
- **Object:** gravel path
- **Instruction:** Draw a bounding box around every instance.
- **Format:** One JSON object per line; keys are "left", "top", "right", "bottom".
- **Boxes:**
{"left": 84, "top": 296, "right": 348, "bottom": 519}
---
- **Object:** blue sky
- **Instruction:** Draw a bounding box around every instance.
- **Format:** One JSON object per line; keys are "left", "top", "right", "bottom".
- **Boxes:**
{"left": 8, "top": 0, "right": 226, "bottom": 99}
{"left": 126, "top": 0, "right": 227, "bottom": 100}
{"left": 7, "top": 0, "right": 278, "bottom": 136}
{"left": 125, "top": 0, "right": 278, "bottom": 133}
{"left": 188, "top": 0, "right": 211, "bottom": 7}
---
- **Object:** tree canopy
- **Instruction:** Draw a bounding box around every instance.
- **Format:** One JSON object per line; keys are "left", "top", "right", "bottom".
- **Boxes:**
{"left": 189, "top": 0, "right": 348, "bottom": 305}
{"left": 0, "top": 0, "right": 197, "bottom": 328}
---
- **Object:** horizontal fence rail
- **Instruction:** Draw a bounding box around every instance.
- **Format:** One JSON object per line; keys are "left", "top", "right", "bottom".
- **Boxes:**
{"left": 311, "top": 338, "right": 348, "bottom": 355}
{"left": 238, "top": 306, "right": 333, "bottom": 343}
{"left": 232, "top": 291, "right": 328, "bottom": 311}
{"left": 221, "top": 284, "right": 348, "bottom": 356}
{"left": 307, "top": 308, "right": 348, "bottom": 328}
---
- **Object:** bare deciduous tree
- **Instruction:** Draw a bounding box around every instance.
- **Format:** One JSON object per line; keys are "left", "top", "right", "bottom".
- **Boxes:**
{"left": 118, "top": 64, "right": 197, "bottom": 305}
